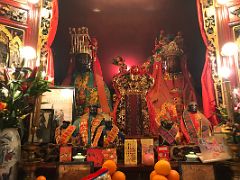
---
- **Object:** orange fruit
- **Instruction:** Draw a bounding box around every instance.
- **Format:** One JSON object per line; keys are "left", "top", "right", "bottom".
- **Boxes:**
{"left": 150, "top": 170, "right": 158, "bottom": 180}
{"left": 154, "top": 160, "right": 171, "bottom": 176}
{"left": 152, "top": 174, "right": 168, "bottom": 180}
{"left": 112, "top": 171, "right": 126, "bottom": 180}
{"left": 167, "top": 170, "right": 180, "bottom": 180}
{"left": 36, "top": 176, "right": 46, "bottom": 180}
{"left": 102, "top": 160, "right": 117, "bottom": 175}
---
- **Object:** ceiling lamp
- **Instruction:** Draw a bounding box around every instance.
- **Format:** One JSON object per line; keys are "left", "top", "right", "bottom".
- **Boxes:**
{"left": 93, "top": 8, "right": 101, "bottom": 13}
{"left": 221, "top": 42, "right": 238, "bottom": 57}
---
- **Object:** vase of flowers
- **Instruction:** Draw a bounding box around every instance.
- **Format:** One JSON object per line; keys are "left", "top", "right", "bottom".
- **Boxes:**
{"left": 0, "top": 65, "right": 50, "bottom": 179}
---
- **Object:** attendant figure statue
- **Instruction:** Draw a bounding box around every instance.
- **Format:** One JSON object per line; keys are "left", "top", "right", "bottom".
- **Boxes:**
{"left": 180, "top": 102, "right": 212, "bottom": 144}
{"left": 73, "top": 105, "right": 119, "bottom": 147}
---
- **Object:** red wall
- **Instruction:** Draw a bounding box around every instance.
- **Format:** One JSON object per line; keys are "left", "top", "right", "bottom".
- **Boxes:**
{"left": 52, "top": 0, "right": 205, "bottom": 94}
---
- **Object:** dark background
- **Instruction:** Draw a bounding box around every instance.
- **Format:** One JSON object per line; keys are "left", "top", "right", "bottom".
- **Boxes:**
{"left": 52, "top": 0, "right": 206, "bottom": 100}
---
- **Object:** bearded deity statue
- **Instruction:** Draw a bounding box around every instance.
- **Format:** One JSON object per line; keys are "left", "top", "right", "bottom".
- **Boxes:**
{"left": 62, "top": 27, "right": 112, "bottom": 117}
{"left": 112, "top": 56, "right": 156, "bottom": 136}
{"left": 61, "top": 27, "right": 116, "bottom": 147}
{"left": 145, "top": 31, "right": 197, "bottom": 144}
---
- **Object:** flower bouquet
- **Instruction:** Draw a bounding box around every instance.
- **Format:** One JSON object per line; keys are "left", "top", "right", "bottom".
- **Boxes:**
{"left": 0, "top": 65, "right": 50, "bottom": 131}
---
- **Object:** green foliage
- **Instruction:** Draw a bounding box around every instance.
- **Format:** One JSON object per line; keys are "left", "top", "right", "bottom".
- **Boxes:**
{"left": 215, "top": 106, "right": 228, "bottom": 123}
{"left": 0, "top": 66, "right": 50, "bottom": 130}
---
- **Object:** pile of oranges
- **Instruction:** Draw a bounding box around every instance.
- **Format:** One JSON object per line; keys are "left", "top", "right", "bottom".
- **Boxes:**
{"left": 102, "top": 160, "right": 126, "bottom": 180}
{"left": 150, "top": 160, "right": 180, "bottom": 180}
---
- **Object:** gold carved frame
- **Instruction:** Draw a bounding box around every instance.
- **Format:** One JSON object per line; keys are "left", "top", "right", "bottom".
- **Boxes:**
{"left": 37, "top": 0, "right": 54, "bottom": 71}
{"left": 199, "top": 0, "right": 224, "bottom": 107}
{"left": 0, "top": 24, "right": 24, "bottom": 68}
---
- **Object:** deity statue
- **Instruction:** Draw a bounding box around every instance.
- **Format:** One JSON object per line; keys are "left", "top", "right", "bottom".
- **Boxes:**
{"left": 180, "top": 102, "right": 212, "bottom": 144}
{"left": 145, "top": 31, "right": 197, "bottom": 144}
{"left": 112, "top": 57, "right": 156, "bottom": 136}
{"left": 62, "top": 27, "right": 112, "bottom": 117}
{"left": 148, "top": 30, "right": 196, "bottom": 116}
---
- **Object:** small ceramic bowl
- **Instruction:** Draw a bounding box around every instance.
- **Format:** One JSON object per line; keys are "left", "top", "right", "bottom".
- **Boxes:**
{"left": 72, "top": 153, "right": 86, "bottom": 162}
{"left": 185, "top": 152, "right": 198, "bottom": 162}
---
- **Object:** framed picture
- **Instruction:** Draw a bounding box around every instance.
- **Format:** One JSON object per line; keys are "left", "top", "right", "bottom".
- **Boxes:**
{"left": 41, "top": 87, "right": 74, "bottom": 123}
{"left": 34, "top": 109, "right": 54, "bottom": 143}
{"left": 58, "top": 161, "right": 94, "bottom": 180}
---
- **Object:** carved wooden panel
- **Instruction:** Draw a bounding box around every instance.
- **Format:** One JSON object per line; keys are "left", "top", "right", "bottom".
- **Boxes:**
{"left": 0, "top": 0, "right": 39, "bottom": 68}
{"left": 0, "top": 24, "right": 24, "bottom": 68}
{"left": 38, "top": 0, "right": 54, "bottom": 67}
{"left": 200, "top": 0, "right": 220, "bottom": 83}
{"left": 0, "top": 2, "right": 28, "bottom": 24}
{"left": 228, "top": 4, "right": 240, "bottom": 24}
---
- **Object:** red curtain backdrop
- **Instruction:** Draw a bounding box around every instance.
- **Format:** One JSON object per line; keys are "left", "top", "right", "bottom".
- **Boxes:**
{"left": 196, "top": 0, "right": 219, "bottom": 125}
{"left": 46, "top": 0, "right": 59, "bottom": 84}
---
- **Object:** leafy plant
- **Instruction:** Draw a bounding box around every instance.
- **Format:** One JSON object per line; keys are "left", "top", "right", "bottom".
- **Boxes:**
{"left": 0, "top": 65, "right": 50, "bottom": 130}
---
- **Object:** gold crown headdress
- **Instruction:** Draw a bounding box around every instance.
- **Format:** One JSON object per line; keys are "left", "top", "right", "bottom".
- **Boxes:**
{"left": 69, "top": 27, "right": 93, "bottom": 56}
{"left": 162, "top": 41, "right": 183, "bottom": 57}
{"left": 154, "top": 31, "right": 184, "bottom": 58}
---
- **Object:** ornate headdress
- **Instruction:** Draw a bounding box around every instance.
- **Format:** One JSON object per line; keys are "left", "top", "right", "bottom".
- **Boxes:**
{"left": 69, "top": 27, "right": 95, "bottom": 57}
{"left": 153, "top": 31, "right": 184, "bottom": 59}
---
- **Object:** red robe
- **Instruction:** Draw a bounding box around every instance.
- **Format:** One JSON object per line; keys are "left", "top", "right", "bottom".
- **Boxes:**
{"left": 180, "top": 110, "right": 212, "bottom": 144}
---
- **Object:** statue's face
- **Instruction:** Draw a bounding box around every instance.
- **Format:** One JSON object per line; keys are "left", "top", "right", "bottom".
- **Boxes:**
{"left": 163, "top": 56, "right": 181, "bottom": 74}
{"left": 188, "top": 102, "right": 198, "bottom": 113}
{"left": 105, "top": 120, "right": 112, "bottom": 129}
{"left": 89, "top": 105, "right": 98, "bottom": 116}
{"left": 75, "top": 53, "right": 92, "bottom": 73}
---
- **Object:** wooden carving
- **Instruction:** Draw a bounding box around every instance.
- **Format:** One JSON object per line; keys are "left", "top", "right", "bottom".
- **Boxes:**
{"left": 0, "top": 24, "right": 24, "bottom": 68}
{"left": 0, "top": 2, "right": 28, "bottom": 24}
{"left": 228, "top": 4, "right": 240, "bottom": 24}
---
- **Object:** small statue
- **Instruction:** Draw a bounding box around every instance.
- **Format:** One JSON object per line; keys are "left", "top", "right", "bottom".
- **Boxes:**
{"left": 72, "top": 105, "right": 119, "bottom": 147}
{"left": 180, "top": 102, "right": 212, "bottom": 144}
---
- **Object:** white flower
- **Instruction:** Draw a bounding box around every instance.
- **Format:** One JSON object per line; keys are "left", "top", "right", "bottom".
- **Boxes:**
{"left": 1, "top": 88, "right": 8, "bottom": 97}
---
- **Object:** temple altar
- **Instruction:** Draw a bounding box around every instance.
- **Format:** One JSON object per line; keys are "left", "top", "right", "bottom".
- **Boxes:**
{"left": 0, "top": 0, "right": 240, "bottom": 180}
